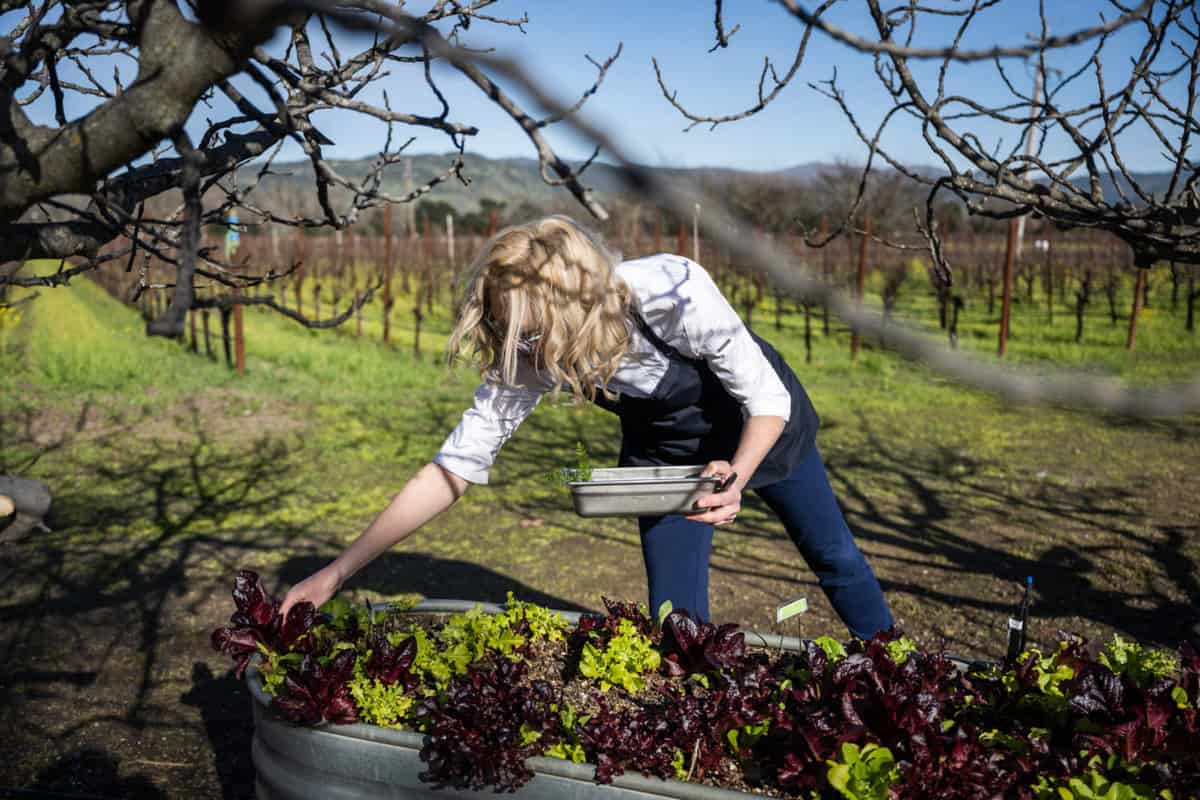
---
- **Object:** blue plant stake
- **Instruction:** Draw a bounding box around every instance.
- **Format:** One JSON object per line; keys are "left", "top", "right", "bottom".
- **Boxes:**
{"left": 226, "top": 211, "right": 241, "bottom": 260}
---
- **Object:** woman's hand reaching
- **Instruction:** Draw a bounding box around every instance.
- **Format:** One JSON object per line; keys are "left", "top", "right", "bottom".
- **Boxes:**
{"left": 687, "top": 459, "right": 742, "bottom": 526}
{"left": 274, "top": 463, "right": 469, "bottom": 620}
{"left": 280, "top": 564, "right": 343, "bottom": 619}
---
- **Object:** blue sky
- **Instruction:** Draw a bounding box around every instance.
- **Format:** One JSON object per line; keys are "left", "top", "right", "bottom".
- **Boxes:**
{"left": 17, "top": 0, "right": 1186, "bottom": 173}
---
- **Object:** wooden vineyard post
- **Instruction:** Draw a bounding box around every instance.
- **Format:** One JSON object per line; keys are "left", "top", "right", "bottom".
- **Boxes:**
{"left": 949, "top": 297, "right": 964, "bottom": 349}
{"left": 803, "top": 301, "right": 813, "bottom": 364}
{"left": 312, "top": 280, "right": 321, "bottom": 323}
{"left": 1127, "top": 265, "right": 1146, "bottom": 351}
{"left": 220, "top": 305, "right": 233, "bottom": 368}
{"left": 999, "top": 217, "right": 1017, "bottom": 358}
{"left": 630, "top": 204, "right": 641, "bottom": 254}
{"left": 692, "top": 203, "right": 700, "bottom": 264}
{"left": 383, "top": 204, "right": 394, "bottom": 345}
{"left": 355, "top": 273, "right": 364, "bottom": 338}
{"left": 677, "top": 221, "right": 687, "bottom": 258}
{"left": 401, "top": 231, "right": 413, "bottom": 295}
{"left": 1045, "top": 238, "right": 1054, "bottom": 325}
{"left": 404, "top": 157, "right": 418, "bottom": 239}
{"left": 202, "top": 309, "right": 214, "bottom": 359}
{"left": 293, "top": 227, "right": 306, "bottom": 318}
{"left": 312, "top": 241, "right": 323, "bottom": 322}
{"left": 351, "top": 230, "right": 362, "bottom": 336}
{"left": 820, "top": 214, "right": 830, "bottom": 337}
{"left": 1060, "top": 238, "right": 1071, "bottom": 307}
{"left": 233, "top": 292, "right": 245, "bottom": 375}
{"left": 412, "top": 301, "right": 423, "bottom": 360}
{"left": 412, "top": 219, "right": 423, "bottom": 362}
{"left": 655, "top": 211, "right": 663, "bottom": 254}
{"left": 189, "top": 309, "right": 198, "bottom": 353}
{"left": 446, "top": 213, "right": 456, "bottom": 292}
{"left": 742, "top": 258, "right": 755, "bottom": 327}
{"left": 936, "top": 227, "right": 951, "bottom": 330}
{"left": 424, "top": 215, "right": 434, "bottom": 316}
{"left": 332, "top": 230, "right": 343, "bottom": 321}
{"left": 1187, "top": 264, "right": 1197, "bottom": 333}
{"left": 413, "top": 215, "right": 429, "bottom": 360}
{"left": 1075, "top": 269, "right": 1092, "bottom": 343}
{"left": 851, "top": 216, "right": 870, "bottom": 361}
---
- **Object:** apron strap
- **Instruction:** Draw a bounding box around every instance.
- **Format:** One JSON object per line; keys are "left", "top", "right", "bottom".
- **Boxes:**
{"left": 628, "top": 309, "right": 699, "bottom": 365}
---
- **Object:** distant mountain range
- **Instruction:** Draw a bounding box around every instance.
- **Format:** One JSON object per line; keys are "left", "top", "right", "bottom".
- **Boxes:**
{"left": 270, "top": 151, "right": 1178, "bottom": 213}
{"left": 296, "top": 152, "right": 764, "bottom": 213}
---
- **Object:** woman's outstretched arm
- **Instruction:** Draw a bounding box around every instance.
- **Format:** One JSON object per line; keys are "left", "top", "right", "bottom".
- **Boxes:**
{"left": 280, "top": 463, "right": 469, "bottom": 617}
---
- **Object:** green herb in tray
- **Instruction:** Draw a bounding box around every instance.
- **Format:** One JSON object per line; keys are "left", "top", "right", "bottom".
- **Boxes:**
{"left": 553, "top": 441, "right": 594, "bottom": 484}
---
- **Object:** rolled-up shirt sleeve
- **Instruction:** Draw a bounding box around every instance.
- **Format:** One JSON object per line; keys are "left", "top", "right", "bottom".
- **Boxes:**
{"left": 673, "top": 260, "right": 792, "bottom": 422}
{"left": 434, "top": 377, "right": 543, "bottom": 485}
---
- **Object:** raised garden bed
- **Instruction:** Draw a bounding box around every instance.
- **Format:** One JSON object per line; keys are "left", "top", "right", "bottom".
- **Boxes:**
{"left": 214, "top": 571, "right": 1200, "bottom": 800}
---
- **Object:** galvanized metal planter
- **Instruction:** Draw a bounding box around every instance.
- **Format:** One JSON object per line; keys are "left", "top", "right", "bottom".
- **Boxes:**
{"left": 246, "top": 599, "right": 981, "bottom": 799}
{"left": 248, "top": 690, "right": 755, "bottom": 800}
{"left": 245, "top": 599, "right": 797, "bottom": 800}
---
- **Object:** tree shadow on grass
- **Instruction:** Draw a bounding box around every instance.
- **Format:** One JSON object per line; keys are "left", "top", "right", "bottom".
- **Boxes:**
{"left": 0, "top": 393, "right": 597, "bottom": 797}
{"left": 19, "top": 747, "right": 168, "bottom": 800}
{"left": 0, "top": 407, "right": 321, "bottom": 798}
{"left": 278, "top": 553, "right": 592, "bottom": 613}
{"left": 180, "top": 662, "right": 255, "bottom": 800}
{"left": 1098, "top": 412, "right": 1200, "bottom": 441}
{"left": 482, "top": 401, "right": 1200, "bottom": 651}
{"left": 819, "top": 418, "right": 1200, "bottom": 649}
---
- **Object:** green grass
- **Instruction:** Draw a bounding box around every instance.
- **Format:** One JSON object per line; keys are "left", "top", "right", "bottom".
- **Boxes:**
{"left": 4, "top": 261, "right": 1199, "bottom": 654}
{"left": 13, "top": 253, "right": 1192, "bottom": 403}
{"left": 6, "top": 259, "right": 1197, "bottom": 493}
{"left": 6, "top": 275, "right": 235, "bottom": 396}
{"left": 884, "top": 268, "right": 1196, "bottom": 384}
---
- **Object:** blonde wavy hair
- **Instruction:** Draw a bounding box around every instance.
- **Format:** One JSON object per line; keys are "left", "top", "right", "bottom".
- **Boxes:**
{"left": 447, "top": 215, "right": 633, "bottom": 402}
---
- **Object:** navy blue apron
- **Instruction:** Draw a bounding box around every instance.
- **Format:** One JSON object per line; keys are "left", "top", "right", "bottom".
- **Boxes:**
{"left": 593, "top": 312, "right": 819, "bottom": 490}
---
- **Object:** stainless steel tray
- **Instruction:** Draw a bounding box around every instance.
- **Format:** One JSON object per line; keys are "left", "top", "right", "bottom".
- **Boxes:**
{"left": 566, "top": 465, "right": 720, "bottom": 518}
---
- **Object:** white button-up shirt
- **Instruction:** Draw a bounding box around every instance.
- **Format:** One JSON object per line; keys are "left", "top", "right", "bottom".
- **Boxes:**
{"left": 434, "top": 254, "right": 793, "bottom": 484}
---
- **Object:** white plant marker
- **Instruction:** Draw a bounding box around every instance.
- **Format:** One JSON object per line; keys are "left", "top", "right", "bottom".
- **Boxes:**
{"left": 772, "top": 596, "right": 808, "bottom": 655}
{"left": 775, "top": 597, "right": 808, "bottom": 624}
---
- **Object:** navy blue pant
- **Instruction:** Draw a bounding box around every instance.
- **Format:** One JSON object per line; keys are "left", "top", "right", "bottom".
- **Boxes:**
{"left": 638, "top": 446, "right": 894, "bottom": 639}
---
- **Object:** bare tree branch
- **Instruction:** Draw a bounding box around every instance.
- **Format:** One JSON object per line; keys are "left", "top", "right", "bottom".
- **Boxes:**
{"left": 192, "top": 279, "right": 382, "bottom": 330}
{"left": 653, "top": 0, "right": 836, "bottom": 131}
{"left": 368, "top": 13, "right": 1200, "bottom": 416}
{"left": 778, "top": 0, "right": 1153, "bottom": 61}
{"left": 1, "top": 0, "right": 616, "bottom": 333}
{"left": 709, "top": 0, "right": 742, "bottom": 51}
